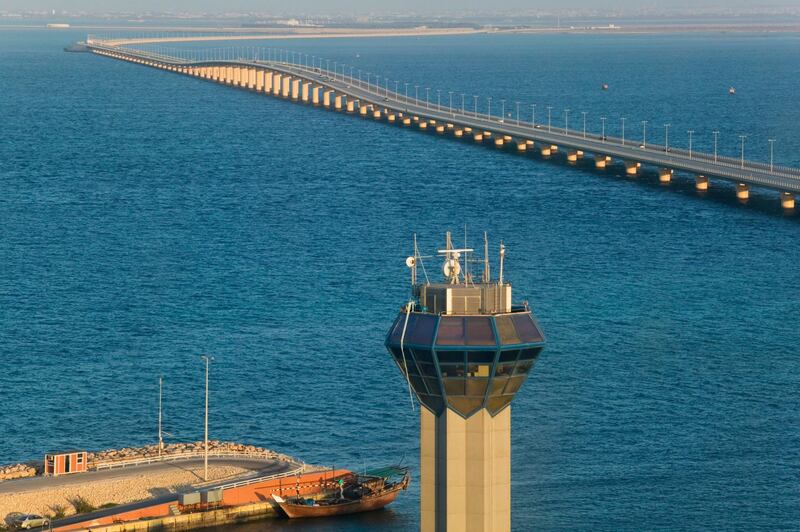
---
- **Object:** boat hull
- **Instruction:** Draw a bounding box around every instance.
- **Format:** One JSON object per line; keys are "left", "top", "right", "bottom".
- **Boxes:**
{"left": 276, "top": 482, "right": 406, "bottom": 518}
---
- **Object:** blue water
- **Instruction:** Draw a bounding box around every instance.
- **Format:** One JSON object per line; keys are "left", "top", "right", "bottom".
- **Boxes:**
{"left": 1, "top": 28, "right": 799, "bottom": 530}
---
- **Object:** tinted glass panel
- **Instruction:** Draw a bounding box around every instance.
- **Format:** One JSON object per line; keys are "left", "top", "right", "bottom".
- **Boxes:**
{"left": 465, "top": 317, "right": 496, "bottom": 345}
{"left": 413, "top": 348, "right": 434, "bottom": 364}
{"left": 498, "top": 349, "right": 520, "bottom": 362}
{"left": 467, "top": 351, "right": 496, "bottom": 364}
{"left": 511, "top": 314, "right": 544, "bottom": 343}
{"left": 489, "top": 376, "right": 509, "bottom": 396}
{"left": 448, "top": 397, "right": 484, "bottom": 417}
{"left": 389, "top": 347, "right": 404, "bottom": 364}
{"left": 465, "top": 378, "right": 489, "bottom": 396}
{"left": 407, "top": 314, "right": 437, "bottom": 345}
{"left": 438, "top": 363, "right": 465, "bottom": 378}
{"left": 423, "top": 377, "right": 442, "bottom": 396}
{"left": 417, "top": 362, "right": 438, "bottom": 378}
{"left": 467, "top": 364, "right": 491, "bottom": 378}
{"left": 419, "top": 394, "right": 444, "bottom": 415}
{"left": 515, "top": 360, "right": 535, "bottom": 375}
{"left": 494, "top": 363, "right": 515, "bottom": 377}
{"left": 443, "top": 378, "right": 465, "bottom": 396}
{"left": 388, "top": 314, "right": 405, "bottom": 343}
{"left": 495, "top": 316, "right": 520, "bottom": 344}
{"left": 436, "top": 317, "right": 466, "bottom": 345}
{"left": 437, "top": 351, "right": 466, "bottom": 364}
{"left": 504, "top": 375, "right": 528, "bottom": 394}
{"left": 409, "top": 375, "right": 427, "bottom": 394}
{"left": 486, "top": 395, "right": 513, "bottom": 415}
{"left": 517, "top": 347, "right": 542, "bottom": 361}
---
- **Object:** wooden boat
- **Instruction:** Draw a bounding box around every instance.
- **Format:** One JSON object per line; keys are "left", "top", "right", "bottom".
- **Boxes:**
{"left": 272, "top": 466, "right": 409, "bottom": 519}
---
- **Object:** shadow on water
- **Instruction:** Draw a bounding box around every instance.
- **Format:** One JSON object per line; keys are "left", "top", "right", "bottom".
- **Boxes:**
{"left": 208, "top": 506, "right": 406, "bottom": 532}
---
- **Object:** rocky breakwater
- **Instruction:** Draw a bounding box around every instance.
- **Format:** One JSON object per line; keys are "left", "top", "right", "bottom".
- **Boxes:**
{"left": 0, "top": 463, "right": 38, "bottom": 481}
{"left": 89, "top": 440, "right": 300, "bottom": 467}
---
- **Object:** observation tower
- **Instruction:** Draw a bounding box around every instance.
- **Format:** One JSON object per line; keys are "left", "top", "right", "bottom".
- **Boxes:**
{"left": 386, "top": 232, "right": 546, "bottom": 532}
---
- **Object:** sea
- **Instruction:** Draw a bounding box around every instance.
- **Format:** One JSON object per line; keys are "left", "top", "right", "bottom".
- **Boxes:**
{"left": 1, "top": 27, "right": 799, "bottom": 531}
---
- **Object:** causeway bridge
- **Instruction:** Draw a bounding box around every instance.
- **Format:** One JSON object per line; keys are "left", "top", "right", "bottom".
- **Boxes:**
{"left": 86, "top": 39, "right": 800, "bottom": 210}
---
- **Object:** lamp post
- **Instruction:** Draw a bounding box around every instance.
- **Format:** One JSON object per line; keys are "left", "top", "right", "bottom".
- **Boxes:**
{"left": 404, "top": 82, "right": 409, "bottom": 104}
{"left": 582, "top": 111, "right": 587, "bottom": 139}
{"left": 449, "top": 91, "right": 454, "bottom": 111}
{"left": 642, "top": 120, "right": 648, "bottom": 148}
{"left": 664, "top": 124, "right": 670, "bottom": 153}
{"left": 200, "top": 355, "right": 213, "bottom": 482}
{"left": 500, "top": 99, "right": 505, "bottom": 122}
{"left": 426, "top": 87, "right": 430, "bottom": 109}
{"left": 687, "top": 130, "right": 694, "bottom": 159}
{"left": 601, "top": 117, "right": 607, "bottom": 142}
{"left": 516, "top": 102, "right": 521, "bottom": 125}
{"left": 547, "top": 106, "right": 552, "bottom": 132}
{"left": 487, "top": 97, "right": 492, "bottom": 120}
{"left": 768, "top": 139, "right": 775, "bottom": 172}
{"left": 739, "top": 135, "right": 747, "bottom": 169}
{"left": 621, "top": 117, "right": 626, "bottom": 146}
{"left": 473, "top": 95, "right": 478, "bottom": 117}
{"left": 437, "top": 89, "right": 441, "bottom": 110}
{"left": 564, "top": 108, "right": 570, "bottom": 135}
{"left": 531, "top": 104, "right": 536, "bottom": 128}
{"left": 713, "top": 130, "right": 719, "bottom": 163}
{"left": 415, "top": 85, "right": 419, "bottom": 104}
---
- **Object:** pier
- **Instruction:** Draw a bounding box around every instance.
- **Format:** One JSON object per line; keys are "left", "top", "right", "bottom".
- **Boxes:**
{"left": 85, "top": 39, "right": 800, "bottom": 209}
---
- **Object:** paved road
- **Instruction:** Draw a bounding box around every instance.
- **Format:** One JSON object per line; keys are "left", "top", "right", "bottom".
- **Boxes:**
{"left": 91, "top": 43, "right": 800, "bottom": 194}
{"left": 3, "top": 458, "right": 297, "bottom": 530}
{"left": 0, "top": 457, "right": 278, "bottom": 495}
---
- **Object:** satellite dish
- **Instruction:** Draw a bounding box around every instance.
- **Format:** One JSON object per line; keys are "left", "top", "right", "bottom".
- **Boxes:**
{"left": 405, "top": 256, "right": 416, "bottom": 268}
{"left": 443, "top": 258, "right": 461, "bottom": 278}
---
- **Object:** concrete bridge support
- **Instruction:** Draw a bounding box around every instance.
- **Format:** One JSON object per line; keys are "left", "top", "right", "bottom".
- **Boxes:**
{"left": 334, "top": 94, "right": 344, "bottom": 110}
{"left": 373, "top": 109, "right": 382, "bottom": 120}
{"left": 550, "top": 144, "right": 558, "bottom": 153}
{"left": 540, "top": 145, "right": 552, "bottom": 156}
{"left": 323, "top": 90, "right": 333, "bottom": 107}
{"left": 473, "top": 132, "right": 484, "bottom": 143}
{"left": 302, "top": 82, "right": 311, "bottom": 102}
{"left": 281, "top": 77, "right": 291, "bottom": 98}
{"left": 695, "top": 175, "right": 709, "bottom": 190}
{"left": 516, "top": 141, "right": 527, "bottom": 152}
{"left": 264, "top": 72, "right": 273, "bottom": 93}
{"left": 360, "top": 104, "right": 369, "bottom": 116}
{"left": 503, "top": 135, "right": 512, "bottom": 143}
{"left": 248, "top": 68, "right": 256, "bottom": 89}
{"left": 402, "top": 117, "right": 412, "bottom": 126}
{"left": 436, "top": 124, "right": 445, "bottom": 134}
{"left": 454, "top": 129, "right": 464, "bottom": 138}
{"left": 312, "top": 86, "right": 321, "bottom": 105}
{"left": 388, "top": 113, "right": 396, "bottom": 123}
{"left": 291, "top": 79, "right": 301, "bottom": 100}
{"left": 272, "top": 74, "right": 282, "bottom": 96}
{"left": 567, "top": 150, "right": 579, "bottom": 162}
{"left": 659, "top": 168, "right": 674, "bottom": 183}
{"left": 736, "top": 183, "right": 750, "bottom": 200}
{"left": 780, "top": 192, "right": 795, "bottom": 209}
{"left": 346, "top": 99, "right": 356, "bottom": 113}
{"left": 256, "top": 70, "right": 265, "bottom": 91}
{"left": 625, "top": 161, "right": 641, "bottom": 176}
{"left": 419, "top": 121, "right": 428, "bottom": 130}
{"left": 483, "top": 131, "right": 492, "bottom": 138}
{"left": 494, "top": 137, "right": 505, "bottom": 148}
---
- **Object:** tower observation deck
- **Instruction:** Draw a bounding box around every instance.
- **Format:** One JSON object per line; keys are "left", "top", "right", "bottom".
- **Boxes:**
{"left": 385, "top": 232, "right": 546, "bottom": 532}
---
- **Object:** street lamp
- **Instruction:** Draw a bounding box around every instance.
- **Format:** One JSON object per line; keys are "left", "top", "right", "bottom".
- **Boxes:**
{"left": 426, "top": 87, "right": 430, "bottom": 109}
{"left": 664, "top": 124, "right": 670, "bottom": 153}
{"left": 449, "top": 91, "right": 454, "bottom": 111}
{"left": 621, "top": 117, "right": 626, "bottom": 146}
{"left": 582, "top": 111, "right": 587, "bottom": 139}
{"left": 687, "top": 130, "right": 694, "bottom": 159}
{"left": 415, "top": 85, "right": 419, "bottom": 104}
{"left": 200, "top": 355, "right": 213, "bottom": 482}
{"left": 601, "top": 117, "right": 607, "bottom": 142}
{"left": 487, "top": 97, "right": 492, "bottom": 119}
{"left": 500, "top": 99, "right": 505, "bottom": 122}
{"left": 437, "top": 89, "right": 441, "bottom": 110}
{"left": 642, "top": 120, "right": 648, "bottom": 148}
{"left": 473, "top": 95, "right": 478, "bottom": 117}
{"left": 713, "top": 131, "right": 719, "bottom": 163}
{"left": 531, "top": 104, "right": 536, "bottom": 128}
{"left": 739, "top": 135, "right": 747, "bottom": 169}
{"left": 547, "top": 106, "right": 552, "bottom": 132}
{"left": 516, "top": 101, "right": 521, "bottom": 125}
{"left": 564, "top": 109, "right": 570, "bottom": 135}
{"left": 768, "top": 139, "right": 775, "bottom": 172}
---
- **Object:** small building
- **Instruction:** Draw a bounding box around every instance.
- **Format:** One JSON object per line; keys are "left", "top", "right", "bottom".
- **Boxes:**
{"left": 45, "top": 450, "right": 88, "bottom": 476}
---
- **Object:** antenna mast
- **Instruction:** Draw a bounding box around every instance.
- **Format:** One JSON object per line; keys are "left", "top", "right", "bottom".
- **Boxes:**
{"left": 483, "top": 232, "right": 490, "bottom": 283}
{"left": 499, "top": 242, "right": 505, "bottom": 285}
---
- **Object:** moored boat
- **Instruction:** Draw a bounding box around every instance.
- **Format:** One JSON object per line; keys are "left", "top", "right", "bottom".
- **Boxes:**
{"left": 272, "top": 466, "right": 409, "bottom": 518}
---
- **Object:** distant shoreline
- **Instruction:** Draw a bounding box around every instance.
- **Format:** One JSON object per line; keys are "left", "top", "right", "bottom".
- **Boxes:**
{"left": 2, "top": 23, "right": 800, "bottom": 37}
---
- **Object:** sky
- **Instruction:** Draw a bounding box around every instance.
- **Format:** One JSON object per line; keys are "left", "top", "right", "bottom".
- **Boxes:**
{"left": 2, "top": 0, "right": 797, "bottom": 15}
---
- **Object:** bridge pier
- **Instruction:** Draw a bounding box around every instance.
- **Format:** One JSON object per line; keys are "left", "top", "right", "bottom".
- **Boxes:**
{"left": 780, "top": 192, "right": 795, "bottom": 210}
{"left": 567, "top": 150, "right": 579, "bottom": 162}
{"left": 658, "top": 168, "right": 673, "bottom": 183}
{"left": 494, "top": 137, "right": 505, "bottom": 148}
{"left": 346, "top": 99, "right": 356, "bottom": 113}
{"left": 302, "top": 82, "right": 311, "bottom": 102}
{"left": 454, "top": 128, "right": 464, "bottom": 138}
{"left": 550, "top": 144, "right": 558, "bottom": 153}
{"left": 272, "top": 73, "right": 282, "bottom": 96}
{"left": 256, "top": 70, "right": 264, "bottom": 91}
{"left": 695, "top": 175, "right": 709, "bottom": 190}
{"left": 625, "top": 161, "right": 641, "bottom": 176}
{"left": 388, "top": 113, "right": 397, "bottom": 123}
{"left": 540, "top": 145, "right": 551, "bottom": 156}
{"left": 323, "top": 90, "right": 333, "bottom": 107}
{"left": 312, "top": 86, "right": 321, "bottom": 105}
{"left": 292, "top": 79, "right": 301, "bottom": 100}
{"left": 436, "top": 124, "right": 445, "bottom": 134}
{"left": 334, "top": 94, "right": 344, "bottom": 110}
{"left": 247, "top": 68, "right": 256, "bottom": 89}
{"left": 473, "top": 132, "right": 484, "bottom": 143}
{"left": 418, "top": 121, "right": 428, "bottom": 130}
{"left": 281, "top": 77, "right": 291, "bottom": 98}
{"left": 736, "top": 183, "right": 750, "bottom": 200}
{"left": 373, "top": 109, "right": 382, "bottom": 120}
{"left": 264, "top": 72, "right": 273, "bottom": 93}
{"left": 516, "top": 141, "right": 527, "bottom": 152}
{"left": 402, "top": 117, "right": 412, "bottom": 126}
{"left": 483, "top": 131, "right": 492, "bottom": 139}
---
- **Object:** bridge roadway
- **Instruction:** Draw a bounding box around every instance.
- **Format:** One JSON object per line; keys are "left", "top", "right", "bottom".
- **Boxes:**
{"left": 87, "top": 42, "right": 800, "bottom": 208}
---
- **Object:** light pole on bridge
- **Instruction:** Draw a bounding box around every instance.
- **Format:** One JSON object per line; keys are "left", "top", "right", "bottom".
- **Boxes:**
{"left": 687, "top": 130, "right": 694, "bottom": 159}
{"left": 621, "top": 117, "right": 626, "bottom": 146}
{"left": 437, "top": 89, "right": 441, "bottom": 111}
{"left": 516, "top": 102, "right": 521, "bottom": 125}
{"left": 500, "top": 99, "right": 506, "bottom": 122}
{"left": 739, "top": 135, "right": 747, "bottom": 169}
{"left": 396, "top": 81, "right": 400, "bottom": 102}
{"left": 582, "top": 112, "right": 587, "bottom": 139}
{"left": 564, "top": 109, "right": 570, "bottom": 135}
{"left": 415, "top": 85, "right": 419, "bottom": 105}
{"left": 664, "top": 124, "right": 670, "bottom": 153}
{"left": 642, "top": 120, "right": 648, "bottom": 149}
{"left": 487, "top": 97, "right": 492, "bottom": 120}
{"left": 547, "top": 106, "right": 552, "bottom": 132}
{"left": 713, "top": 131, "right": 719, "bottom": 163}
{"left": 426, "top": 87, "right": 430, "bottom": 109}
{"left": 601, "top": 117, "right": 607, "bottom": 142}
{"left": 405, "top": 83, "right": 409, "bottom": 104}
{"left": 531, "top": 104, "right": 536, "bottom": 128}
{"left": 473, "top": 95, "right": 478, "bottom": 117}
{"left": 768, "top": 139, "right": 775, "bottom": 173}
{"left": 449, "top": 91, "right": 454, "bottom": 112}
{"left": 461, "top": 94, "right": 466, "bottom": 114}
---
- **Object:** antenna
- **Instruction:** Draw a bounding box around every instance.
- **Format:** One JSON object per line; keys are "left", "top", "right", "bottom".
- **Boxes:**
{"left": 158, "top": 376, "right": 163, "bottom": 460}
{"left": 499, "top": 242, "right": 505, "bottom": 285}
{"left": 483, "top": 232, "right": 490, "bottom": 283}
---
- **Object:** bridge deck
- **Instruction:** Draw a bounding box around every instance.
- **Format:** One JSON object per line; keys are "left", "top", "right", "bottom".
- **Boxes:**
{"left": 88, "top": 43, "right": 800, "bottom": 195}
